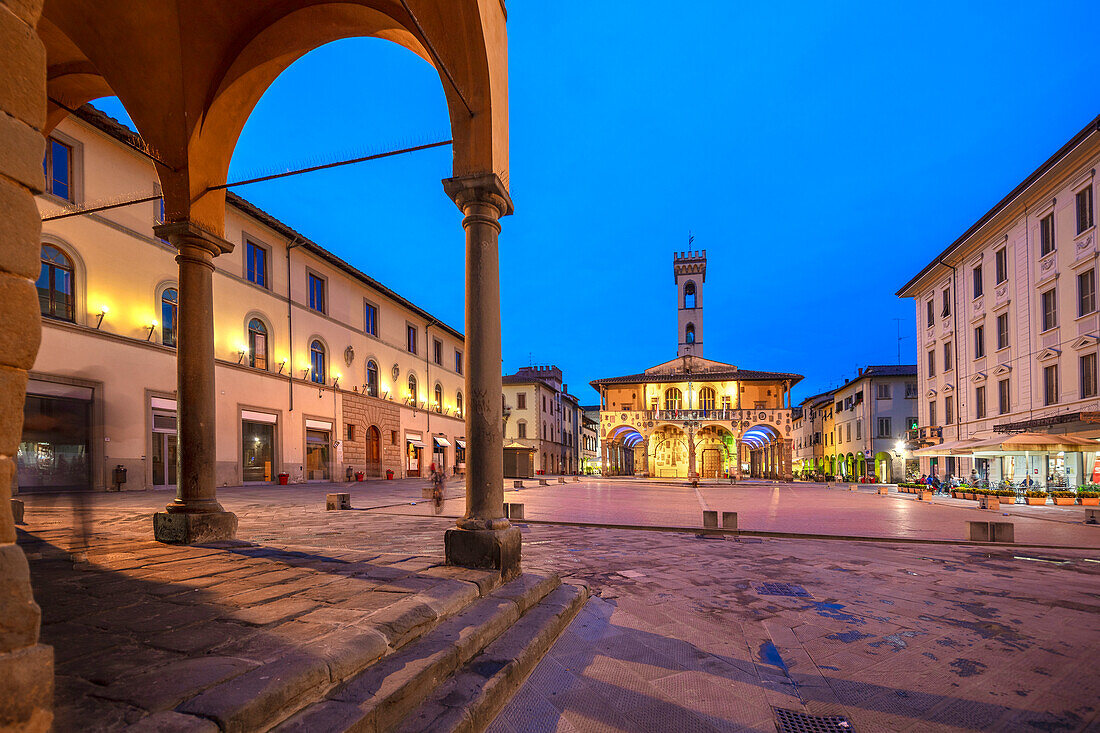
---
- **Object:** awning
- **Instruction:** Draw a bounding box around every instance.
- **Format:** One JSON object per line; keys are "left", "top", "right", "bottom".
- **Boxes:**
{"left": 913, "top": 439, "right": 983, "bottom": 456}
{"left": 504, "top": 442, "right": 534, "bottom": 451}
{"left": 433, "top": 437, "right": 451, "bottom": 447}
{"left": 969, "top": 432, "right": 1100, "bottom": 453}
{"left": 407, "top": 439, "right": 426, "bottom": 448}
{"left": 455, "top": 440, "right": 466, "bottom": 449}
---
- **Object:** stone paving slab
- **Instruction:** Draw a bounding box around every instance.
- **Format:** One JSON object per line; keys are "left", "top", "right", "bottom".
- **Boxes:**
{"left": 15, "top": 482, "right": 1100, "bottom": 731}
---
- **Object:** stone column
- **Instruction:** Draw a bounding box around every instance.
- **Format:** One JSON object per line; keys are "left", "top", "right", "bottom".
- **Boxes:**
{"left": 640, "top": 438, "right": 650, "bottom": 476}
{"left": 687, "top": 424, "right": 697, "bottom": 478}
{"left": 734, "top": 438, "right": 743, "bottom": 480}
{"left": 442, "top": 174, "right": 519, "bottom": 580}
{"left": 781, "top": 439, "right": 793, "bottom": 482}
{"left": 152, "top": 222, "right": 237, "bottom": 544}
{"left": 0, "top": 1, "right": 54, "bottom": 726}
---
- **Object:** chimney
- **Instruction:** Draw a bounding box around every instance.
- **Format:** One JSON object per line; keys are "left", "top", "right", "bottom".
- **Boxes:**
{"left": 858, "top": 368, "right": 863, "bottom": 376}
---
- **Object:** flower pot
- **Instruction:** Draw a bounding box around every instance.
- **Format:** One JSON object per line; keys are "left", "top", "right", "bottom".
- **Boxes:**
{"left": 1052, "top": 497, "right": 1075, "bottom": 506}
{"left": 1079, "top": 497, "right": 1100, "bottom": 505}
{"left": 277, "top": 473, "right": 289, "bottom": 485}
{"left": 1026, "top": 497, "right": 1046, "bottom": 506}
{"left": 386, "top": 470, "right": 394, "bottom": 480}
{"left": 355, "top": 472, "right": 364, "bottom": 481}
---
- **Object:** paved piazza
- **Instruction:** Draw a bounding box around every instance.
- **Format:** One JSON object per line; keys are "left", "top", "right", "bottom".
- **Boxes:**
{"left": 18, "top": 478, "right": 1100, "bottom": 731}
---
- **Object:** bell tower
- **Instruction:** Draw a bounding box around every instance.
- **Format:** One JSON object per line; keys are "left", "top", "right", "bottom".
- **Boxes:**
{"left": 674, "top": 249, "right": 706, "bottom": 357}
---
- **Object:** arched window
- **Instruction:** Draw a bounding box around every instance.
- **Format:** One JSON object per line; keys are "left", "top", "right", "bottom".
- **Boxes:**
{"left": 247, "top": 318, "right": 267, "bottom": 369}
{"left": 664, "top": 387, "right": 683, "bottom": 410}
{"left": 161, "top": 288, "right": 178, "bottom": 347}
{"left": 309, "top": 340, "right": 325, "bottom": 384}
{"left": 456, "top": 391, "right": 463, "bottom": 419}
{"left": 434, "top": 383, "right": 443, "bottom": 413}
{"left": 408, "top": 374, "right": 418, "bottom": 403}
{"left": 699, "top": 387, "right": 716, "bottom": 411}
{"left": 365, "top": 360, "right": 379, "bottom": 397}
{"left": 38, "top": 244, "right": 74, "bottom": 321}
{"left": 685, "top": 323, "right": 695, "bottom": 344}
{"left": 684, "top": 281, "right": 696, "bottom": 309}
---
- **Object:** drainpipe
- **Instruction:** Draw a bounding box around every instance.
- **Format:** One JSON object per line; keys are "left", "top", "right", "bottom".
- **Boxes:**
{"left": 286, "top": 238, "right": 302, "bottom": 412}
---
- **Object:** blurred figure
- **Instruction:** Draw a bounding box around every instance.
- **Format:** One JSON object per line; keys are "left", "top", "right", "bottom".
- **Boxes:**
{"left": 429, "top": 462, "right": 445, "bottom": 514}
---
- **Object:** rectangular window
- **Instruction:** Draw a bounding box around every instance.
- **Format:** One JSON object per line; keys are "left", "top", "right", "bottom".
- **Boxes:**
{"left": 876, "top": 383, "right": 890, "bottom": 399}
{"left": 518, "top": 423, "right": 527, "bottom": 438}
{"left": 1077, "top": 185, "right": 1094, "bottom": 234}
{"left": 346, "top": 424, "right": 356, "bottom": 442}
{"left": 1078, "top": 269, "right": 1096, "bottom": 317}
{"left": 1041, "top": 288, "right": 1057, "bottom": 331}
{"left": 364, "top": 301, "right": 378, "bottom": 336}
{"left": 433, "top": 338, "right": 443, "bottom": 366}
{"left": 246, "top": 240, "right": 268, "bottom": 288}
{"left": 1044, "top": 364, "right": 1059, "bottom": 405}
{"left": 995, "top": 247, "right": 1008, "bottom": 284}
{"left": 1082, "top": 353, "right": 1098, "bottom": 398}
{"left": 928, "top": 400, "right": 937, "bottom": 426}
{"left": 975, "top": 385, "right": 986, "bottom": 419}
{"left": 998, "top": 378, "right": 1010, "bottom": 414}
{"left": 927, "top": 350, "right": 935, "bottom": 378}
{"left": 944, "top": 395, "right": 954, "bottom": 425}
{"left": 974, "top": 325, "right": 985, "bottom": 359}
{"left": 941, "top": 288, "right": 951, "bottom": 318}
{"left": 455, "top": 350, "right": 463, "bottom": 375}
{"left": 877, "top": 417, "right": 891, "bottom": 438}
{"left": 943, "top": 341, "right": 953, "bottom": 372}
{"left": 926, "top": 299, "right": 934, "bottom": 328}
{"left": 1040, "top": 213, "right": 1055, "bottom": 256}
{"left": 905, "top": 382, "right": 918, "bottom": 398}
{"left": 406, "top": 324, "right": 418, "bottom": 354}
{"left": 307, "top": 272, "right": 325, "bottom": 313}
{"left": 44, "top": 137, "right": 73, "bottom": 201}
{"left": 855, "top": 420, "right": 861, "bottom": 440}
{"left": 996, "top": 312, "right": 1009, "bottom": 349}
{"left": 517, "top": 393, "right": 526, "bottom": 410}
{"left": 972, "top": 264, "right": 983, "bottom": 298}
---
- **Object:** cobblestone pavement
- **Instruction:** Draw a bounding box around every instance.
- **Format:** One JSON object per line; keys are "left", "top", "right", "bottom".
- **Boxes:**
{"left": 16, "top": 480, "right": 1100, "bottom": 731}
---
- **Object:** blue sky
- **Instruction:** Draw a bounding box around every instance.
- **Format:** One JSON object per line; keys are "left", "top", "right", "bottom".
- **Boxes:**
{"left": 93, "top": 1, "right": 1100, "bottom": 405}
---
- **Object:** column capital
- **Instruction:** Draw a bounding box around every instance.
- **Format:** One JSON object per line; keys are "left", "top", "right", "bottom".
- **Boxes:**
{"left": 442, "top": 172, "right": 514, "bottom": 217}
{"left": 154, "top": 220, "right": 235, "bottom": 257}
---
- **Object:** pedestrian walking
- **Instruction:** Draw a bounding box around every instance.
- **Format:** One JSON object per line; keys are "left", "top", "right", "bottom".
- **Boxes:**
{"left": 429, "top": 462, "right": 445, "bottom": 514}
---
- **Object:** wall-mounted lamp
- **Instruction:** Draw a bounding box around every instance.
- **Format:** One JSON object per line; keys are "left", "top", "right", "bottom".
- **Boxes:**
{"left": 301, "top": 368, "right": 311, "bottom": 378}
{"left": 332, "top": 376, "right": 340, "bottom": 390}
{"left": 278, "top": 359, "right": 287, "bottom": 375}
{"left": 383, "top": 390, "right": 390, "bottom": 400}
{"left": 95, "top": 306, "right": 109, "bottom": 329}
{"left": 146, "top": 319, "right": 158, "bottom": 341}
{"left": 237, "top": 349, "right": 247, "bottom": 365}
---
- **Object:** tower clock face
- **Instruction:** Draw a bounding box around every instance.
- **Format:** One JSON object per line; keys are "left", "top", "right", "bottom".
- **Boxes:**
{"left": 392, "top": 364, "right": 400, "bottom": 381}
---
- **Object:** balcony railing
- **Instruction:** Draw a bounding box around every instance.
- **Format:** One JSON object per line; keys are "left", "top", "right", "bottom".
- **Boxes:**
{"left": 610, "top": 408, "right": 788, "bottom": 423}
{"left": 905, "top": 426, "right": 943, "bottom": 445}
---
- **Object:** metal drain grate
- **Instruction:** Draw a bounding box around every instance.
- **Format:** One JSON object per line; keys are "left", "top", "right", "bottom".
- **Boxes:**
{"left": 755, "top": 582, "right": 811, "bottom": 597}
{"left": 774, "top": 707, "right": 854, "bottom": 732}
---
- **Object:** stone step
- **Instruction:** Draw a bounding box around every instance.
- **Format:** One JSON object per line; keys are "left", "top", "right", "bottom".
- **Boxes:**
{"left": 273, "top": 572, "right": 564, "bottom": 733}
{"left": 393, "top": 583, "right": 589, "bottom": 733}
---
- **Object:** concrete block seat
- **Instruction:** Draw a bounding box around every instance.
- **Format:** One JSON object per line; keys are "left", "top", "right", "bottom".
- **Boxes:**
{"left": 275, "top": 573, "right": 588, "bottom": 732}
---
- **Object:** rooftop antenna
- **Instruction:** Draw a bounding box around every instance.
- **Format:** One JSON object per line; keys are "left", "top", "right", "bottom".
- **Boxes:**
{"left": 892, "top": 318, "right": 910, "bottom": 365}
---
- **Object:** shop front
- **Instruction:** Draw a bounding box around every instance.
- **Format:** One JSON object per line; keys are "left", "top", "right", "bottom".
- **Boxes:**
{"left": 455, "top": 439, "right": 466, "bottom": 475}
{"left": 432, "top": 435, "right": 449, "bottom": 474}
{"left": 151, "top": 397, "right": 177, "bottom": 489}
{"left": 242, "top": 410, "right": 278, "bottom": 483}
{"left": 305, "top": 418, "right": 332, "bottom": 481}
{"left": 18, "top": 379, "right": 93, "bottom": 492}
{"left": 406, "top": 433, "right": 424, "bottom": 477}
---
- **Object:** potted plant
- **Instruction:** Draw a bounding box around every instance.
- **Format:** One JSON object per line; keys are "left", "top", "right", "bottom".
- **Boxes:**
{"left": 1050, "top": 491, "right": 1076, "bottom": 506}
{"left": 1024, "top": 490, "right": 1047, "bottom": 506}
{"left": 1077, "top": 489, "right": 1100, "bottom": 506}
{"left": 996, "top": 489, "right": 1017, "bottom": 505}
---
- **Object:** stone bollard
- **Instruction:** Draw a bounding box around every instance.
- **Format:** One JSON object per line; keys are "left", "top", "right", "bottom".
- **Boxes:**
{"left": 721, "top": 511, "right": 738, "bottom": 529}
{"left": 968, "top": 521, "right": 991, "bottom": 542}
{"left": 919, "top": 490, "right": 934, "bottom": 501}
{"left": 1085, "top": 507, "right": 1100, "bottom": 524}
{"left": 877, "top": 487, "right": 888, "bottom": 495}
{"left": 990, "top": 522, "right": 1014, "bottom": 542}
{"left": 978, "top": 495, "right": 999, "bottom": 510}
{"left": 702, "top": 510, "right": 718, "bottom": 529}
{"left": 573, "top": 476, "right": 580, "bottom": 482}
{"left": 11, "top": 498, "right": 24, "bottom": 523}
{"left": 557, "top": 477, "right": 566, "bottom": 484}
{"left": 513, "top": 480, "right": 524, "bottom": 489}
{"left": 505, "top": 502, "right": 524, "bottom": 520}
{"left": 539, "top": 479, "right": 550, "bottom": 486}
{"left": 326, "top": 493, "right": 351, "bottom": 510}
{"left": 849, "top": 485, "right": 858, "bottom": 491}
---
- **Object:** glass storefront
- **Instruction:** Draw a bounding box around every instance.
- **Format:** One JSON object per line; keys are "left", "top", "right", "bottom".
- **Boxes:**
{"left": 243, "top": 420, "right": 275, "bottom": 482}
{"left": 151, "top": 409, "right": 177, "bottom": 487}
{"left": 305, "top": 428, "right": 330, "bottom": 480}
{"left": 18, "top": 392, "right": 91, "bottom": 492}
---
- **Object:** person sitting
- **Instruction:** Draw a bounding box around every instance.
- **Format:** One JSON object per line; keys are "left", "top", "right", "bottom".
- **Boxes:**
{"left": 919, "top": 474, "right": 927, "bottom": 485}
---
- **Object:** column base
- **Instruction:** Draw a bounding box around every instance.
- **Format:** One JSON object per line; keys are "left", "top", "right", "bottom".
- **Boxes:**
{"left": 445, "top": 526, "right": 521, "bottom": 582}
{"left": 153, "top": 511, "right": 238, "bottom": 545}
{"left": 10, "top": 499, "right": 24, "bottom": 524}
{"left": 0, "top": 644, "right": 53, "bottom": 732}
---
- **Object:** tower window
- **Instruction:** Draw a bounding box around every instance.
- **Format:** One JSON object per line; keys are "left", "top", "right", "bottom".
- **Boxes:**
{"left": 683, "top": 281, "right": 697, "bottom": 309}
{"left": 685, "top": 323, "right": 695, "bottom": 344}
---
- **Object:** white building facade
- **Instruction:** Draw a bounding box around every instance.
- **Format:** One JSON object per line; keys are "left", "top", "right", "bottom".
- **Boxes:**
{"left": 899, "top": 114, "right": 1100, "bottom": 488}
